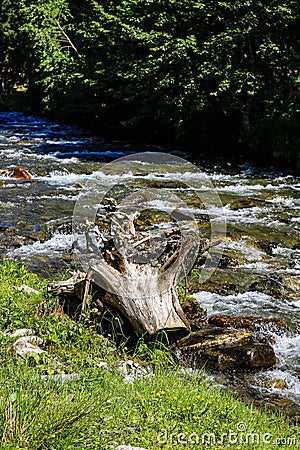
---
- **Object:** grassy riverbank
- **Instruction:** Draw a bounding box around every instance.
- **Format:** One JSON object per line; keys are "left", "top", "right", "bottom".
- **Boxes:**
{"left": 0, "top": 261, "right": 298, "bottom": 449}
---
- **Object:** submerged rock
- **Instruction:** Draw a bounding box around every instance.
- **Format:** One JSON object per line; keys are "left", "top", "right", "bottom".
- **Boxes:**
{"left": 176, "top": 326, "right": 276, "bottom": 372}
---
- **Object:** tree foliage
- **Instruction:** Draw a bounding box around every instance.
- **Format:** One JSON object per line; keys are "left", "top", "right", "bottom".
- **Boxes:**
{"left": 1, "top": 0, "right": 299, "bottom": 166}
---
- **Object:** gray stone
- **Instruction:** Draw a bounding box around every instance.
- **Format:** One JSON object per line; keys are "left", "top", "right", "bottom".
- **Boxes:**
{"left": 12, "top": 335, "right": 45, "bottom": 358}
{"left": 49, "top": 357, "right": 63, "bottom": 367}
{"left": 15, "top": 284, "right": 40, "bottom": 295}
{"left": 97, "top": 361, "right": 109, "bottom": 370}
{"left": 3, "top": 328, "right": 35, "bottom": 338}
{"left": 41, "top": 374, "right": 80, "bottom": 383}
{"left": 11, "top": 335, "right": 63, "bottom": 367}
{"left": 118, "top": 360, "right": 152, "bottom": 384}
{"left": 15, "top": 345, "right": 45, "bottom": 358}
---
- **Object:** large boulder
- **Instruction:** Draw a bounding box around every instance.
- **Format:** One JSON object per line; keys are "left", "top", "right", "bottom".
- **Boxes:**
{"left": 176, "top": 326, "right": 276, "bottom": 372}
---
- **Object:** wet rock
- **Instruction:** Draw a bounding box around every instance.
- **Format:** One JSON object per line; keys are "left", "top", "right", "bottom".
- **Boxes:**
{"left": 255, "top": 241, "right": 279, "bottom": 256}
{"left": 0, "top": 168, "right": 11, "bottom": 177}
{"left": 266, "top": 378, "right": 289, "bottom": 389}
{"left": 4, "top": 226, "right": 19, "bottom": 235}
{"left": 45, "top": 218, "right": 72, "bottom": 236}
{"left": 217, "top": 255, "right": 239, "bottom": 269}
{"left": 133, "top": 171, "right": 148, "bottom": 177}
{"left": 134, "top": 210, "right": 172, "bottom": 229}
{"left": 181, "top": 294, "right": 207, "bottom": 330}
{"left": 130, "top": 178, "right": 185, "bottom": 189}
{"left": 187, "top": 268, "right": 300, "bottom": 301}
{"left": 0, "top": 166, "right": 32, "bottom": 180}
{"left": 281, "top": 274, "right": 300, "bottom": 299}
{"left": 230, "top": 199, "right": 259, "bottom": 210}
{"left": 208, "top": 315, "right": 287, "bottom": 333}
{"left": 178, "top": 325, "right": 254, "bottom": 347}
{"left": 179, "top": 341, "right": 276, "bottom": 372}
{"left": 0, "top": 225, "right": 47, "bottom": 254}
{"left": 249, "top": 273, "right": 300, "bottom": 301}
{"left": 176, "top": 326, "right": 276, "bottom": 372}
{"left": 229, "top": 221, "right": 299, "bottom": 252}
{"left": 13, "top": 166, "right": 32, "bottom": 180}
{"left": 13, "top": 237, "right": 27, "bottom": 247}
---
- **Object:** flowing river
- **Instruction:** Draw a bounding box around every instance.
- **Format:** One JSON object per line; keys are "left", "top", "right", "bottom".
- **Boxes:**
{"left": 0, "top": 112, "right": 299, "bottom": 417}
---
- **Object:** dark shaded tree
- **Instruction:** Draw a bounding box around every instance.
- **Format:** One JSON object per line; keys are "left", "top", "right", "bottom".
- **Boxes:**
{"left": 1, "top": 0, "right": 299, "bottom": 166}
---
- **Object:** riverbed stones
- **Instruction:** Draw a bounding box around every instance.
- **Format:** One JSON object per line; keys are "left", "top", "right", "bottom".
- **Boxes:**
{"left": 176, "top": 326, "right": 276, "bottom": 372}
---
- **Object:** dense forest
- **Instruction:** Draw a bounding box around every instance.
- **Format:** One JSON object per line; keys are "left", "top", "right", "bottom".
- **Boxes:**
{"left": 0, "top": 0, "right": 300, "bottom": 166}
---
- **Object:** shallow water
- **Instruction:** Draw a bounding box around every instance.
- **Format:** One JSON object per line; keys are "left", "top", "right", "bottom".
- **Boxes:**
{"left": 0, "top": 112, "right": 299, "bottom": 413}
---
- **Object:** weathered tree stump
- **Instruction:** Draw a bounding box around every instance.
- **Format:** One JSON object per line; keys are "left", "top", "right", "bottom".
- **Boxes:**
{"left": 48, "top": 203, "right": 201, "bottom": 342}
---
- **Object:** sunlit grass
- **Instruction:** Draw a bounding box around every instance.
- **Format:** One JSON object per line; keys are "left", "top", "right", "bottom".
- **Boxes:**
{"left": 0, "top": 261, "right": 298, "bottom": 449}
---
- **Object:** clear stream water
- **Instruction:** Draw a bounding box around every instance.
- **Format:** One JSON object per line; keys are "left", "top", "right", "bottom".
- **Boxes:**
{"left": 0, "top": 112, "right": 299, "bottom": 416}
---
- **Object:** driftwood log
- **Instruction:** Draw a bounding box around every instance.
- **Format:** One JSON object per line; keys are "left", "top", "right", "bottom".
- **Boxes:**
{"left": 48, "top": 201, "right": 202, "bottom": 342}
